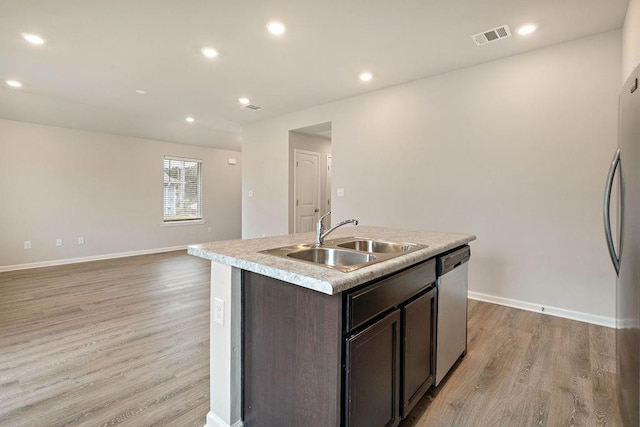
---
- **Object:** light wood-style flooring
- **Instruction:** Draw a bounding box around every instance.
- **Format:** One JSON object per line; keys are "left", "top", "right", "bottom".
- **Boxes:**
{"left": 0, "top": 251, "right": 211, "bottom": 427}
{"left": 400, "top": 299, "right": 623, "bottom": 426}
{"left": 1, "top": 251, "right": 623, "bottom": 426}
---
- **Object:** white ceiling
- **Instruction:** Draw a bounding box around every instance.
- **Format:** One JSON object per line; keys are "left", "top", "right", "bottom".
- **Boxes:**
{"left": 0, "top": 0, "right": 630, "bottom": 151}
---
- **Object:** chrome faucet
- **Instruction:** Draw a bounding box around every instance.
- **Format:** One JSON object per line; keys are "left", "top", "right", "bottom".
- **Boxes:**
{"left": 315, "top": 211, "right": 359, "bottom": 246}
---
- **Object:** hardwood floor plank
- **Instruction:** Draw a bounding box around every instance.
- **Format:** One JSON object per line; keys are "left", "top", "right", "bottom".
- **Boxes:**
{"left": 548, "top": 370, "right": 593, "bottom": 425}
{"left": 516, "top": 311, "right": 562, "bottom": 394}
{"left": 589, "top": 323, "right": 617, "bottom": 375}
{"left": 592, "top": 369, "right": 623, "bottom": 427}
{"left": 449, "top": 327, "right": 531, "bottom": 426}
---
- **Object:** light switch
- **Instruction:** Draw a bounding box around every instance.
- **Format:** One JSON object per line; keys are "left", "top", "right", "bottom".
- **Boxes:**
{"left": 214, "top": 298, "right": 224, "bottom": 325}
{"left": 248, "top": 190, "right": 254, "bottom": 197}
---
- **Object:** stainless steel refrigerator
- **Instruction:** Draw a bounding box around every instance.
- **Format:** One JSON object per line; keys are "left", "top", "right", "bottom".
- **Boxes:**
{"left": 604, "top": 63, "right": 640, "bottom": 427}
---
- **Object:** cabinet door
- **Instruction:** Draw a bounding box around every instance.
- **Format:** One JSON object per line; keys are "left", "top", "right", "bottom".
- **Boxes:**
{"left": 345, "top": 310, "right": 401, "bottom": 427}
{"left": 402, "top": 287, "right": 437, "bottom": 418}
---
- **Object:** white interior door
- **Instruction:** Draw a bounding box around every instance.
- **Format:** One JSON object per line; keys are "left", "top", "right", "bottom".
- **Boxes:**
{"left": 294, "top": 150, "right": 320, "bottom": 233}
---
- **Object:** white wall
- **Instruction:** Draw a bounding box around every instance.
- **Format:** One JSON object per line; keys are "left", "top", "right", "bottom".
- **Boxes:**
{"left": 623, "top": 0, "right": 640, "bottom": 80}
{"left": 0, "top": 119, "right": 241, "bottom": 268}
{"left": 242, "top": 30, "right": 621, "bottom": 321}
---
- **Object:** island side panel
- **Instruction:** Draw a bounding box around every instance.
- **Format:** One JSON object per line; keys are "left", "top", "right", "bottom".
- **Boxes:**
{"left": 242, "top": 271, "right": 343, "bottom": 427}
{"left": 208, "top": 262, "right": 242, "bottom": 427}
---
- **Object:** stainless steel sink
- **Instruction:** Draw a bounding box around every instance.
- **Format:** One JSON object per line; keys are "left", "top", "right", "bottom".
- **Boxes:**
{"left": 259, "top": 237, "right": 427, "bottom": 273}
{"left": 287, "top": 247, "right": 376, "bottom": 266}
{"left": 336, "top": 239, "right": 420, "bottom": 253}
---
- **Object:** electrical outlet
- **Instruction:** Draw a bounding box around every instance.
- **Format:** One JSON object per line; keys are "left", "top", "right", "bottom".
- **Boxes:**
{"left": 77, "top": 236, "right": 84, "bottom": 245}
{"left": 207, "top": 227, "right": 212, "bottom": 233}
{"left": 55, "top": 238, "right": 63, "bottom": 247}
{"left": 24, "top": 241, "right": 31, "bottom": 249}
{"left": 214, "top": 298, "right": 224, "bottom": 325}
{"left": 337, "top": 188, "right": 345, "bottom": 197}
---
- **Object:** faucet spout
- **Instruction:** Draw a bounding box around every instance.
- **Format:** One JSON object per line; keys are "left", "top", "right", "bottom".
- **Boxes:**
{"left": 315, "top": 211, "right": 358, "bottom": 246}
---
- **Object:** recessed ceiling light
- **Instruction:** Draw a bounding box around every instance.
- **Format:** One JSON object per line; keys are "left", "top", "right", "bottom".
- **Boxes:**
{"left": 359, "top": 72, "right": 373, "bottom": 82}
{"left": 135, "top": 89, "right": 147, "bottom": 95}
{"left": 238, "top": 97, "right": 250, "bottom": 105}
{"left": 6, "top": 80, "right": 22, "bottom": 88}
{"left": 185, "top": 117, "right": 195, "bottom": 123}
{"left": 201, "top": 47, "right": 219, "bottom": 58}
{"left": 267, "top": 21, "right": 286, "bottom": 35}
{"left": 517, "top": 24, "right": 537, "bottom": 36}
{"left": 22, "top": 33, "right": 45, "bottom": 45}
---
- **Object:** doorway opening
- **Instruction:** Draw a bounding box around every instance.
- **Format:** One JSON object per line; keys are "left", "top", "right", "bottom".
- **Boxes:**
{"left": 289, "top": 122, "right": 332, "bottom": 234}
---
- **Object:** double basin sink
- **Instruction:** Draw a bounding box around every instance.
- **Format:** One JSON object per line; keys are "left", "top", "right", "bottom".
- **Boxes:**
{"left": 259, "top": 237, "right": 427, "bottom": 273}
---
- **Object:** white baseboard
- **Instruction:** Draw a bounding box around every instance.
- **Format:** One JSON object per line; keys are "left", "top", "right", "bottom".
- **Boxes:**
{"left": 0, "top": 245, "right": 188, "bottom": 273}
{"left": 206, "top": 411, "right": 243, "bottom": 427}
{"left": 468, "top": 291, "right": 616, "bottom": 328}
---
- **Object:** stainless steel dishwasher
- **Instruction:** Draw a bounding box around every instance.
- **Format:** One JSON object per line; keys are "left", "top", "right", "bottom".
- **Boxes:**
{"left": 435, "top": 245, "right": 470, "bottom": 386}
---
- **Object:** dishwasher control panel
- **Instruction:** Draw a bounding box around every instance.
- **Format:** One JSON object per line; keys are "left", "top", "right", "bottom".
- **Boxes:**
{"left": 437, "top": 245, "right": 470, "bottom": 276}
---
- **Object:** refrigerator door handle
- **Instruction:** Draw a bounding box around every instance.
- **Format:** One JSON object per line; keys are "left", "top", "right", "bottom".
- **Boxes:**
{"left": 604, "top": 148, "right": 621, "bottom": 275}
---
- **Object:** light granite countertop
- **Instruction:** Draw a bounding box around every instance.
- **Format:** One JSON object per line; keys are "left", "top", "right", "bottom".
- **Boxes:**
{"left": 188, "top": 226, "right": 475, "bottom": 295}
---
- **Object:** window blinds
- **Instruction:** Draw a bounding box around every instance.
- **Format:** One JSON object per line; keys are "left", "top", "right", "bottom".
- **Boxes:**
{"left": 163, "top": 157, "right": 202, "bottom": 221}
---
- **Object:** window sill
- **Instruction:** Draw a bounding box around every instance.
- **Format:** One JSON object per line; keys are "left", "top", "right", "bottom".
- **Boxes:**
{"left": 161, "top": 219, "right": 206, "bottom": 227}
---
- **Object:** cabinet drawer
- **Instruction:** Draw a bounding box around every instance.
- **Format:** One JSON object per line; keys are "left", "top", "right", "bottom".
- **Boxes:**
{"left": 346, "top": 259, "right": 436, "bottom": 332}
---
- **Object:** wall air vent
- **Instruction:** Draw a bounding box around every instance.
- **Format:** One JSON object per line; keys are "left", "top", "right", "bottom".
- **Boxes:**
{"left": 242, "top": 104, "right": 262, "bottom": 111}
{"left": 471, "top": 25, "right": 511, "bottom": 46}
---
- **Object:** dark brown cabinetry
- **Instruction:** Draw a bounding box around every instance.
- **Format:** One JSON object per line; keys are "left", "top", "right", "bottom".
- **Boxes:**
{"left": 343, "top": 260, "right": 437, "bottom": 427}
{"left": 345, "top": 310, "right": 401, "bottom": 427}
{"left": 242, "top": 271, "right": 343, "bottom": 427}
{"left": 242, "top": 259, "right": 437, "bottom": 427}
{"left": 402, "top": 287, "right": 437, "bottom": 417}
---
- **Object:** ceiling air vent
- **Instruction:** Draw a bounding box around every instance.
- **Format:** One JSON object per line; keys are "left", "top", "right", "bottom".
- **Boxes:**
{"left": 242, "top": 104, "right": 262, "bottom": 111}
{"left": 471, "top": 25, "right": 511, "bottom": 46}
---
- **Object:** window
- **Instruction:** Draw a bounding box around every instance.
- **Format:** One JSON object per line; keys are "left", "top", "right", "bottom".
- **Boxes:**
{"left": 163, "top": 156, "right": 202, "bottom": 222}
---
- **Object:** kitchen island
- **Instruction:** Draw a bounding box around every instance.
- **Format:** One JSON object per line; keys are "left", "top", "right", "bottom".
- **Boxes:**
{"left": 188, "top": 226, "right": 475, "bottom": 427}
